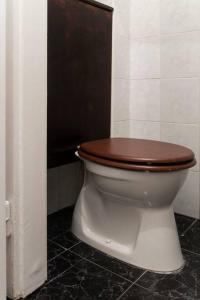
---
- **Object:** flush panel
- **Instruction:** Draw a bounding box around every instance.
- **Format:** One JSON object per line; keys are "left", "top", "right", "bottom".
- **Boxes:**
{"left": 48, "top": 0, "right": 113, "bottom": 168}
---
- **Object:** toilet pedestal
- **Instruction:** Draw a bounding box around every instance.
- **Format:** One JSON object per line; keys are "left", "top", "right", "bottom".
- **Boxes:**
{"left": 72, "top": 181, "right": 184, "bottom": 273}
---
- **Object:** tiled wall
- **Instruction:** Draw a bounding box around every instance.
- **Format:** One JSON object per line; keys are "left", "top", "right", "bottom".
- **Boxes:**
{"left": 112, "top": 0, "right": 200, "bottom": 219}
{"left": 159, "top": 0, "right": 200, "bottom": 218}
{"left": 111, "top": 0, "right": 131, "bottom": 137}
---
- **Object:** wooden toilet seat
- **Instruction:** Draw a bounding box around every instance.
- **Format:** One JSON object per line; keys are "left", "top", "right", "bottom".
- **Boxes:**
{"left": 78, "top": 138, "right": 196, "bottom": 172}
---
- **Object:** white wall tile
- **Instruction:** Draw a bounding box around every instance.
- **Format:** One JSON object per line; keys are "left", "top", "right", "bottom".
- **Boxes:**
{"left": 113, "top": 0, "right": 130, "bottom": 38}
{"left": 130, "top": 37, "right": 160, "bottom": 79}
{"left": 112, "top": 120, "right": 130, "bottom": 137}
{"left": 126, "top": 0, "right": 200, "bottom": 217}
{"left": 113, "top": 34, "right": 130, "bottom": 79}
{"left": 160, "top": 78, "right": 199, "bottom": 124}
{"left": 99, "top": 0, "right": 113, "bottom": 6}
{"left": 161, "top": 0, "right": 200, "bottom": 34}
{"left": 130, "top": 79, "right": 160, "bottom": 121}
{"left": 173, "top": 171, "right": 199, "bottom": 219}
{"left": 130, "top": 0, "right": 160, "bottom": 38}
{"left": 160, "top": 123, "right": 199, "bottom": 171}
{"left": 161, "top": 32, "right": 200, "bottom": 78}
{"left": 112, "top": 78, "right": 130, "bottom": 121}
{"left": 130, "top": 120, "right": 160, "bottom": 140}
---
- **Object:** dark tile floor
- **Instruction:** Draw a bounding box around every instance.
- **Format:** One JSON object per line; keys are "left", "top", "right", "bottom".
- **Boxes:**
{"left": 25, "top": 207, "right": 200, "bottom": 300}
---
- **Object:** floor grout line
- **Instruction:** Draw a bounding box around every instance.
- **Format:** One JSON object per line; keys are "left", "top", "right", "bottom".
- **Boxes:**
{"left": 134, "top": 282, "right": 162, "bottom": 294}
{"left": 70, "top": 250, "right": 146, "bottom": 283}
{"left": 48, "top": 241, "right": 81, "bottom": 263}
{"left": 69, "top": 249, "right": 136, "bottom": 284}
{"left": 132, "top": 270, "right": 148, "bottom": 285}
{"left": 181, "top": 219, "right": 198, "bottom": 236}
{"left": 48, "top": 249, "right": 66, "bottom": 263}
{"left": 116, "top": 282, "right": 135, "bottom": 300}
{"left": 116, "top": 271, "right": 147, "bottom": 300}
{"left": 46, "top": 258, "right": 84, "bottom": 286}
{"left": 48, "top": 238, "right": 66, "bottom": 250}
{"left": 67, "top": 241, "right": 81, "bottom": 251}
{"left": 182, "top": 248, "right": 200, "bottom": 257}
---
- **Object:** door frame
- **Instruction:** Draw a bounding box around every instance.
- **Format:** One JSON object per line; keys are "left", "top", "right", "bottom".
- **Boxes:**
{"left": 0, "top": 0, "right": 7, "bottom": 298}
{"left": 5, "top": 0, "right": 47, "bottom": 298}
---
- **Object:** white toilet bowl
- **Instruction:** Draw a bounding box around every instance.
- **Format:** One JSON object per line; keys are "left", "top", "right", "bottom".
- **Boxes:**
{"left": 72, "top": 138, "right": 196, "bottom": 273}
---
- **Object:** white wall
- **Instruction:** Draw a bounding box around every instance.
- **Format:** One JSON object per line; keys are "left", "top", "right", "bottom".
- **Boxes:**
{"left": 159, "top": 1, "right": 200, "bottom": 218}
{"left": 112, "top": 0, "right": 200, "bottom": 219}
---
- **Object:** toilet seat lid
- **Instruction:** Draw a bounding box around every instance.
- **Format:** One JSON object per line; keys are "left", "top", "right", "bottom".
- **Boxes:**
{"left": 79, "top": 138, "right": 195, "bottom": 164}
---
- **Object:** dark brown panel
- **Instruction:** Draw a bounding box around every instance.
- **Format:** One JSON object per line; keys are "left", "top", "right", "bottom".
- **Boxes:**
{"left": 48, "top": 0, "right": 113, "bottom": 168}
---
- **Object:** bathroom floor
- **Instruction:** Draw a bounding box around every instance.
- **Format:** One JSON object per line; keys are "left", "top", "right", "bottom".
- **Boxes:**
{"left": 25, "top": 206, "right": 200, "bottom": 300}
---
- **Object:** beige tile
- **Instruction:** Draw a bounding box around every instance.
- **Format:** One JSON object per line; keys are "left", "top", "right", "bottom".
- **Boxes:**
{"left": 130, "top": 120, "right": 160, "bottom": 140}
{"left": 174, "top": 171, "right": 200, "bottom": 219}
{"left": 161, "top": 32, "right": 200, "bottom": 78}
{"left": 161, "top": 0, "right": 200, "bottom": 34}
{"left": 160, "top": 78, "right": 199, "bottom": 124}
{"left": 130, "top": 37, "right": 160, "bottom": 79}
{"left": 112, "top": 78, "right": 130, "bottom": 121}
{"left": 130, "top": 0, "right": 160, "bottom": 38}
{"left": 130, "top": 79, "right": 160, "bottom": 121}
{"left": 161, "top": 122, "right": 199, "bottom": 171}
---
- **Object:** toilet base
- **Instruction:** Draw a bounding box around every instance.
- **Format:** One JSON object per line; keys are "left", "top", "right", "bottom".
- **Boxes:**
{"left": 72, "top": 185, "right": 184, "bottom": 273}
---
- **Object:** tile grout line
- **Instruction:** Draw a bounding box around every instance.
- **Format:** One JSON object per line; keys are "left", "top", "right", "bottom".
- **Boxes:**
{"left": 69, "top": 248, "right": 143, "bottom": 284}
{"left": 116, "top": 283, "right": 135, "bottom": 300}
{"left": 134, "top": 282, "right": 162, "bottom": 295}
{"left": 49, "top": 237, "right": 80, "bottom": 251}
{"left": 48, "top": 238, "right": 66, "bottom": 251}
{"left": 182, "top": 248, "right": 200, "bottom": 257}
{"left": 46, "top": 257, "right": 84, "bottom": 286}
{"left": 181, "top": 219, "right": 198, "bottom": 236}
{"left": 48, "top": 249, "right": 66, "bottom": 263}
{"left": 116, "top": 271, "right": 147, "bottom": 300}
{"left": 48, "top": 240, "right": 81, "bottom": 262}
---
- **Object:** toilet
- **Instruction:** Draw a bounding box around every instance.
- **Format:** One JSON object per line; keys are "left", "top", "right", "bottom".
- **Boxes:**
{"left": 72, "top": 138, "right": 196, "bottom": 273}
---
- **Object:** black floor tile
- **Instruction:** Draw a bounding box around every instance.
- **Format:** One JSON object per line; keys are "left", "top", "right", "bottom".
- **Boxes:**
{"left": 51, "top": 231, "right": 78, "bottom": 250}
{"left": 48, "top": 250, "right": 82, "bottom": 282}
{"left": 136, "top": 250, "right": 200, "bottom": 300}
{"left": 175, "top": 213, "right": 195, "bottom": 236}
{"left": 47, "top": 240, "right": 65, "bottom": 261}
{"left": 64, "top": 231, "right": 80, "bottom": 243}
{"left": 26, "top": 259, "right": 131, "bottom": 300}
{"left": 120, "top": 284, "right": 167, "bottom": 300}
{"left": 180, "top": 220, "right": 200, "bottom": 255}
{"left": 71, "top": 242, "right": 145, "bottom": 282}
{"left": 47, "top": 206, "right": 74, "bottom": 239}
